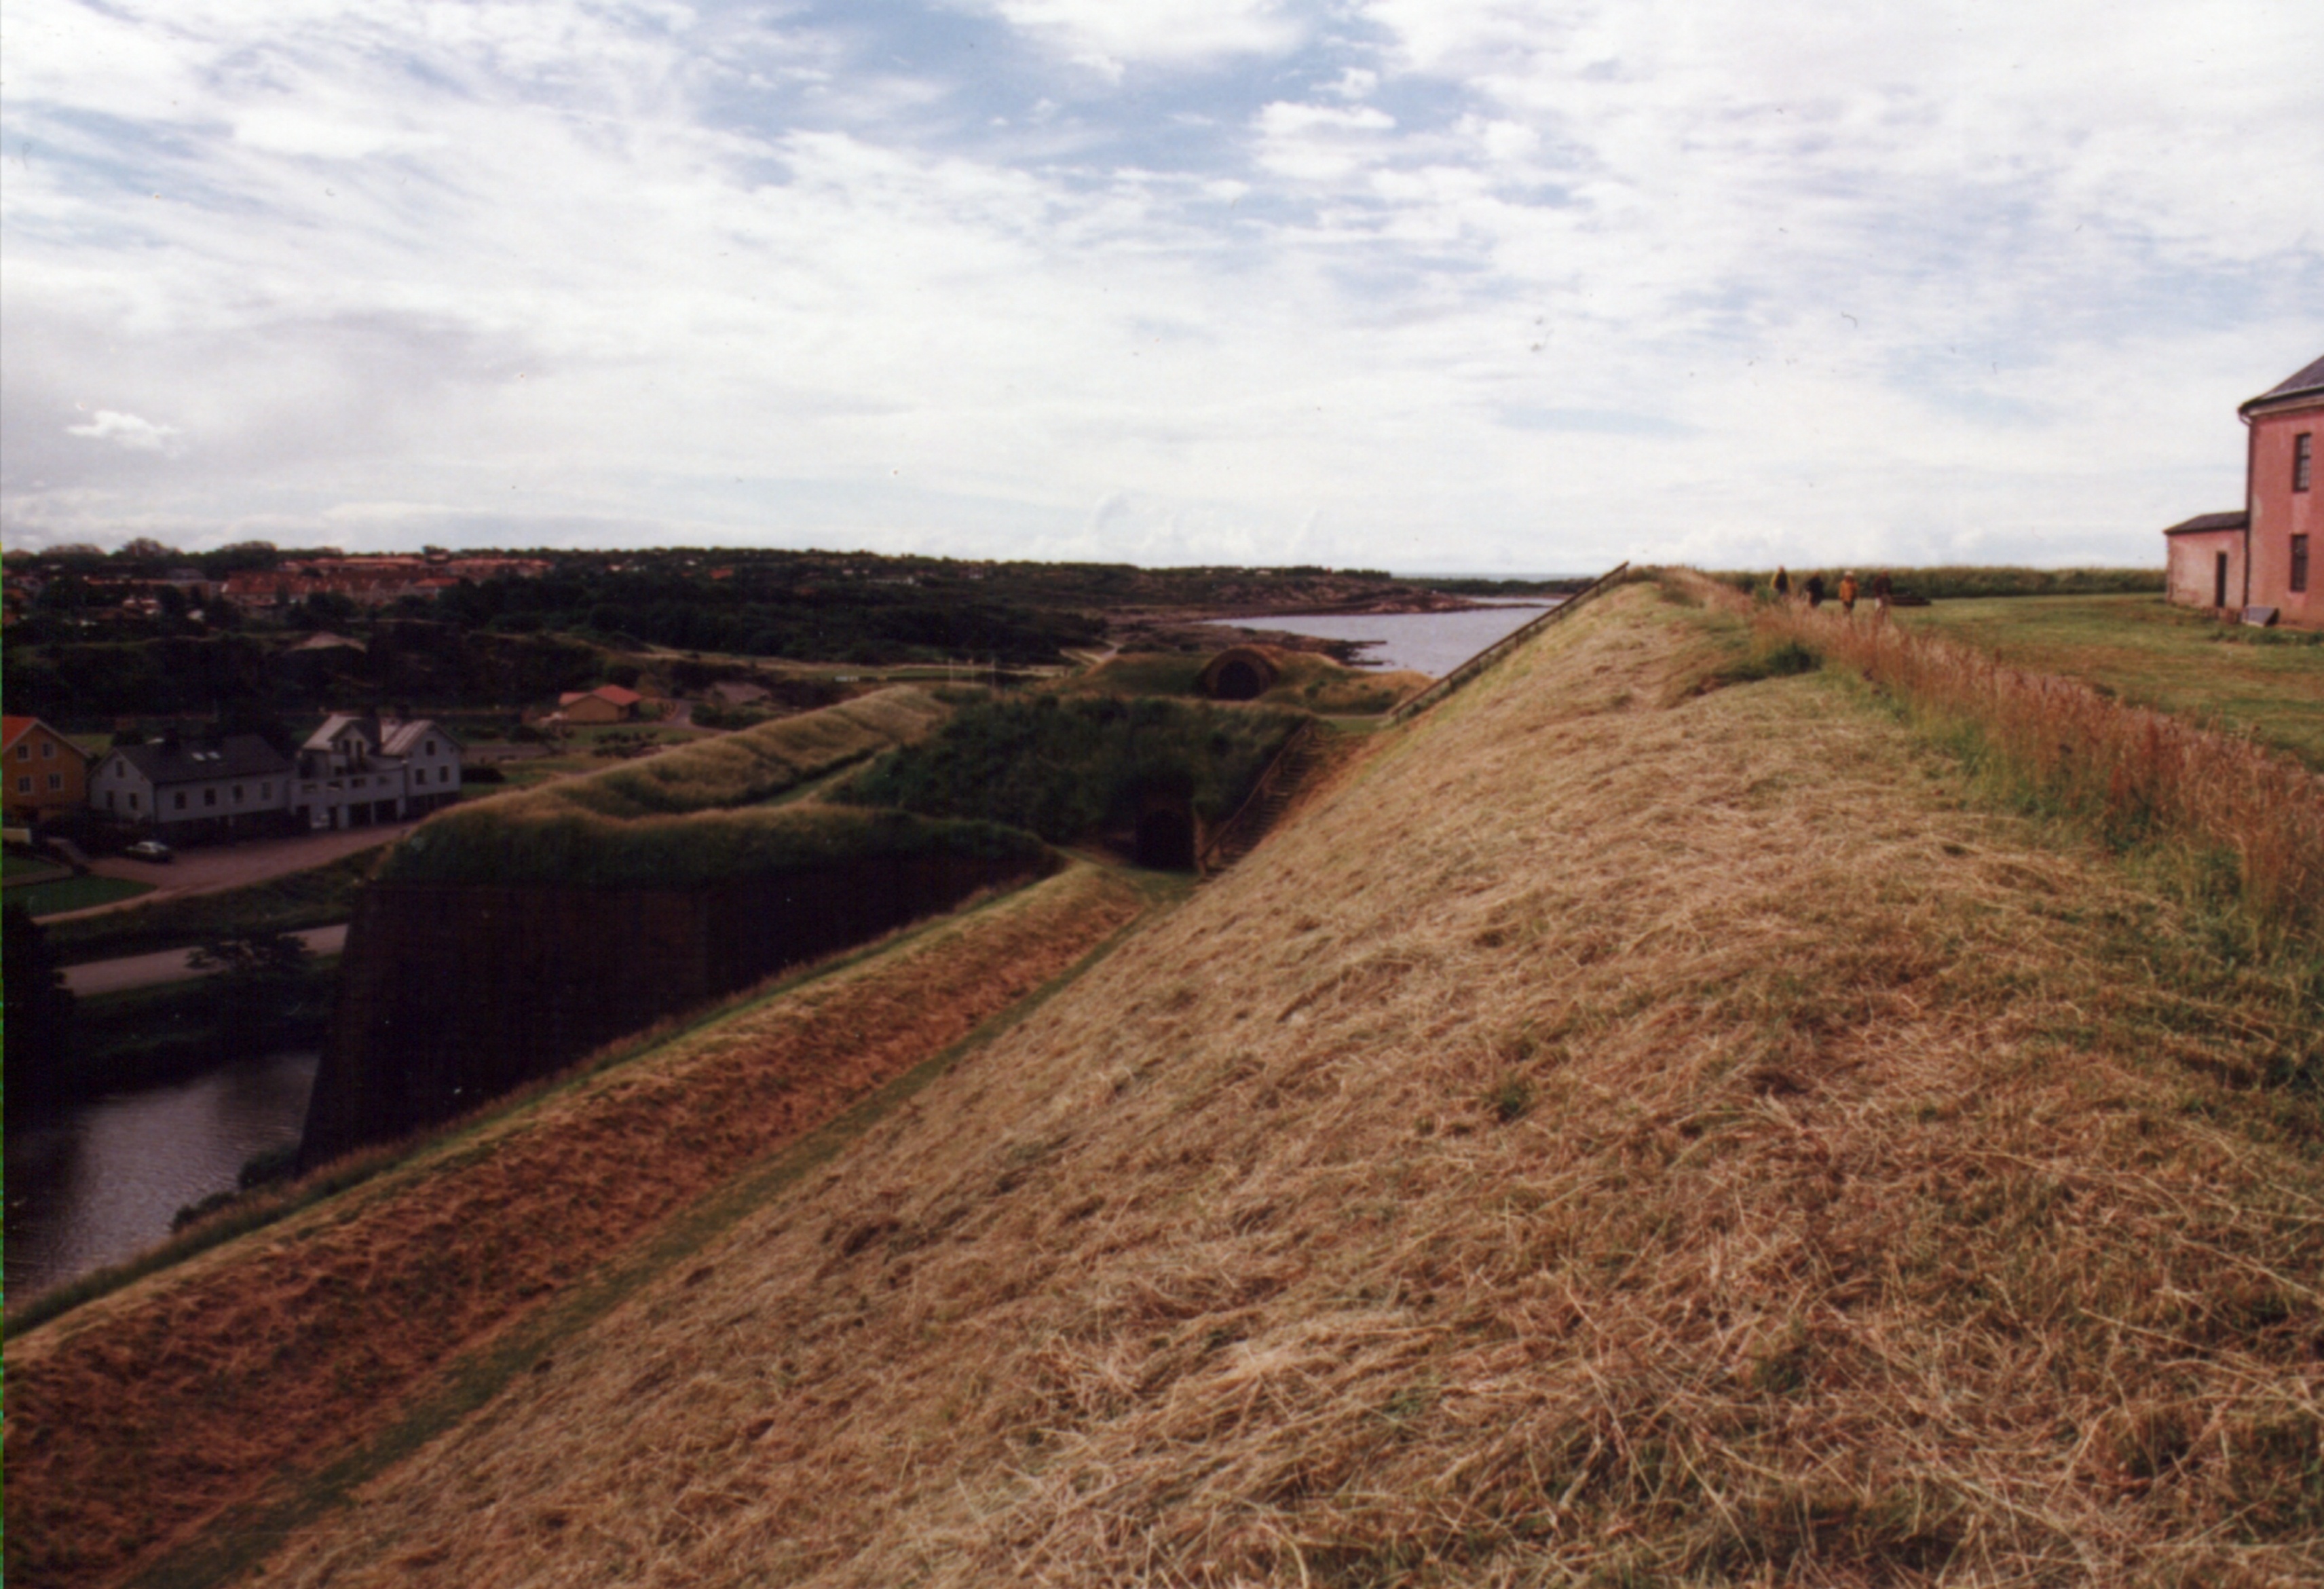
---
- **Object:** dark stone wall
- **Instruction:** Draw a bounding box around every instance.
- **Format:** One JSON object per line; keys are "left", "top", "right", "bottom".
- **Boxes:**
{"left": 299, "top": 850, "right": 1051, "bottom": 1165}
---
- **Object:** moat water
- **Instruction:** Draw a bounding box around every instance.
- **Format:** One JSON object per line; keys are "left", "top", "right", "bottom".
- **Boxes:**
{"left": 5, "top": 1050, "right": 320, "bottom": 1301}
{"left": 1252, "top": 601, "right": 1560, "bottom": 677}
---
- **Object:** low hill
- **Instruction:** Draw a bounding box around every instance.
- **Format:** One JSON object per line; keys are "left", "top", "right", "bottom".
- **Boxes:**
{"left": 1064, "top": 648, "right": 1431, "bottom": 714}
{"left": 14, "top": 578, "right": 2321, "bottom": 1585}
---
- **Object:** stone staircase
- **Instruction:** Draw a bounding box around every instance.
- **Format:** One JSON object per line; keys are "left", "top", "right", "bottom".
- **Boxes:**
{"left": 1199, "top": 726, "right": 1332, "bottom": 873}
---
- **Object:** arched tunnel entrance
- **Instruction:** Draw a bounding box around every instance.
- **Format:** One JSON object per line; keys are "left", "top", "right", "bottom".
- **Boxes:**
{"left": 1198, "top": 645, "right": 1280, "bottom": 702}
{"left": 1135, "top": 791, "right": 1198, "bottom": 871}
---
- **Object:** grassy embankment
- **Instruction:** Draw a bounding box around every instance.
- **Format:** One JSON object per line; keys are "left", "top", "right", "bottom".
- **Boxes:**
{"left": 1749, "top": 586, "right": 2324, "bottom": 949}
{"left": 1062, "top": 650, "right": 1432, "bottom": 715}
{"left": 375, "top": 686, "right": 1047, "bottom": 888}
{"left": 39, "top": 846, "right": 385, "bottom": 964}
{"left": 1898, "top": 593, "right": 2324, "bottom": 771}
{"left": 840, "top": 695, "right": 1309, "bottom": 844}
{"left": 5, "top": 861, "right": 1155, "bottom": 1589}
{"left": 158, "top": 575, "right": 2323, "bottom": 1587}
{"left": 1718, "top": 564, "right": 2167, "bottom": 601}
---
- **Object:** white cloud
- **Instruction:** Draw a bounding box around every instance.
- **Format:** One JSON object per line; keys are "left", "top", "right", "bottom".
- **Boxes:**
{"left": 66, "top": 410, "right": 187, "bottom": 455}
{"left": 2, "top": 0, "right": 2317, "bottom": 571}
{"left": 967, "top": 0, "right": 1303, "bottom": 68}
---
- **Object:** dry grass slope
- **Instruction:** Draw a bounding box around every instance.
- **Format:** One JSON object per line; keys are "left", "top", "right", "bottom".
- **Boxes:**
{"left": 233, "top": 583, "right": 2322, "bottom": 1586}
{"left": 4, "top": 864, "right": 1144, "bottom": 1589}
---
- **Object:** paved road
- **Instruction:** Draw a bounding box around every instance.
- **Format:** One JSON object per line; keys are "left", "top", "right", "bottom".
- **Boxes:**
{"left": 63, "top": 924, "right": 351, "bottom": 997}
{"left": 42, "top": 823, "right": 418, "bottom": 922}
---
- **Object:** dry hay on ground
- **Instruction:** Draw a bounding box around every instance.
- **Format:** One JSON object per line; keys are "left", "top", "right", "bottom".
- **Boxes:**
{"left": 3, "top": 864, "right": 1144, "bottom": 1589}
{"left": 109, "top": 584, "right": 2324, "bottom": 1586}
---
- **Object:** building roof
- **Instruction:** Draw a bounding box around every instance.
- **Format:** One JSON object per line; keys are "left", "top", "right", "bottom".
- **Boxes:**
{"left": 2163, "top": 510, "right": 2249, "bottom": 536}
{"left": 303, "top": 713, "right": 460, "bottom": 756}
{"left": 559, "top": 685, "right": 640, "bottom": 707}
{"left": 2241, "top": 354, "right": 2324, "bottom": 414}
{"left": 2, "top": 715, "right": 88, "bottom": 760}
{"left": 109, "top": 734, "right": 292, "bottom": 786}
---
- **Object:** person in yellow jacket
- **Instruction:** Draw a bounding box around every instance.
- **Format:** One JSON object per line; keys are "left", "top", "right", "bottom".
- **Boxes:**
{"left": 1838, "top": 572, "right": 1859, "bottom": 616}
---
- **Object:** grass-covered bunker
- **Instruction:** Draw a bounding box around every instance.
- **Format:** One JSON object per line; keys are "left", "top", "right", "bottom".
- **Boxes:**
{"left": 303, "top": 691, "right": 1051, "bottom": 1163}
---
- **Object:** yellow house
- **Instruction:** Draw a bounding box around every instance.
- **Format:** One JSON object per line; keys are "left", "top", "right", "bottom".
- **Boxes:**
{"left": 3, "top": 716, "right": 91, "bottom": 824}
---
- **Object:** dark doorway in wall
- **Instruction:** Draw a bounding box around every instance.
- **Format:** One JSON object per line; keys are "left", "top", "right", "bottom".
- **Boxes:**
{"left": 1199, "top": 646, "right": 1279, "bottom": 701}
{"left": 1136, "top": 796, "right": 1197, "bottom": 870}
{"left": 1210, "top": 659, "right": 1267, "bottom": 700}
{"left": 2215, "top": 550, "right": 2230, "bottom": 608}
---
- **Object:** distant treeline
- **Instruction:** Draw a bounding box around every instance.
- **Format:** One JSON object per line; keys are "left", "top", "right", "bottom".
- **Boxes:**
{"left": 0, "top": 624, "right": 605, "bottom": 724}
{"left": 1712, "top": 566, "right": 2165, "bottom": 600}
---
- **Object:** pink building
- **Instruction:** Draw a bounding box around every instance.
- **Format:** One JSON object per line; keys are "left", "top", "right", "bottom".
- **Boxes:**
{"left": 2165, "top": 354, "right": 2321, "bottom": 628}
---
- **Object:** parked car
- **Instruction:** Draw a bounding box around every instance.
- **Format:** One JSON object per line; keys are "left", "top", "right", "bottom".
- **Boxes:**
{"left": 125, "top": 840, "right": 175, "bottom": 863}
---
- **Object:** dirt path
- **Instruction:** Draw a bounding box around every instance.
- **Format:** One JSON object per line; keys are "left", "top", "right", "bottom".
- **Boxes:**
{"left": 62, "top": 925, "right": 350, "bottom": 996}
{"left": 52, "top": 826, "right": 415, "bottom": 920}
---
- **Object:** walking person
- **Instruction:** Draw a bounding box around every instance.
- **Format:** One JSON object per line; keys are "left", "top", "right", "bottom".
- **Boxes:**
{"left": 1871, "top": 570, "right": 1894, "bottom": 624}
{"left": 1803, "top": 573, "right": 1826, "bottom": 608}
{"left": 1772, "top": 565, "right": 1792, "bottom": 602}
{"left": 1838, "top": 571, "right": 1859, "bottom": 617}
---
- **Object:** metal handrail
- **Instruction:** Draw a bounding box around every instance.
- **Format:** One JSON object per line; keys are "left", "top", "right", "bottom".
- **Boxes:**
{"left": 1197, "top": 719, "right": 1317, "bottom": 874}
{"left": 1388, "top": 561, "right": 1632, "bottom": 723}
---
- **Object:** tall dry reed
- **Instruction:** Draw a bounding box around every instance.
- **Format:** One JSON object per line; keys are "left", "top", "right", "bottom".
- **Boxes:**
{"left": 1753, "top": 591, "right": 2324, "bottom": 944}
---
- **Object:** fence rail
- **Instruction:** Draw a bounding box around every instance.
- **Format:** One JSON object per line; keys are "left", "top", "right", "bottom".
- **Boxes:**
{"left": 1387, "top": 561, "right": 1631, "bottom": 722}
{"left": 1197, "top": 720, "right": 1317, "bottom": 875}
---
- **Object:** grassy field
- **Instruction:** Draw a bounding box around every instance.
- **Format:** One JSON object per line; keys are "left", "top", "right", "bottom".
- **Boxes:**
{"left": 14, "top": 873, "right": 155, "bottom": 916}
{"left": 5, "top": 850, "right": 71, "bottom": 882}
{"left": 33, "top": 578, "right": 2303, "bottom": 1588}
{"left": 1893, "top": 593, "right": 2324, "bottom": 770}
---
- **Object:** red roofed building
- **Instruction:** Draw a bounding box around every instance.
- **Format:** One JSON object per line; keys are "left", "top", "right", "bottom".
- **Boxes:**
{"left": 3, "top": 716, "right": 90, "bottom": 823}
{"left": 555, "top": 685, "right": 641, "bottom": 724}
{"left": 2166, "top": 354, "right": 2321, "bottom": 628}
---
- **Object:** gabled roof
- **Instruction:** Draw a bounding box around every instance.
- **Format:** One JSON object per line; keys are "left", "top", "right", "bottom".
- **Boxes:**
{"left": 108, "top": 734, "right": 291, "bottom": 786}
{"left": 2241, "top": 354, "right": 2324, "bottom": 414}
{"left": 2163, "top": 510, "right": 2249, "bottom": 536}
{"left": 1, "top": 715, "right": 88, "bottom": 760}
{"left": 305, "top": 713, "right": 376, "bottom": 753}
{"left": 303, "top": 713, "right": 459, "bottom": 756}
{"left": 380, "top": 718, "right": 461, "bottom": 755}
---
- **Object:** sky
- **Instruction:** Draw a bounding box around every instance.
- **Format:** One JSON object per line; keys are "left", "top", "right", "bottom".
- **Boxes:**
{"left": 3, "top": 1, "right": 2319, "bottom": 573}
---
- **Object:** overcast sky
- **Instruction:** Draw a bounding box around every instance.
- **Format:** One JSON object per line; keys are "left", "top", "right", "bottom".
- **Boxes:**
{"left": 4, "top": 1, "right": 2319, "bottom": 572}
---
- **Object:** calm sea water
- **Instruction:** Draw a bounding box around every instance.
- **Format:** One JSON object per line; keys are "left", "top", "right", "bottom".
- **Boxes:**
{"left": 1250, "top": 602, "right": 1560, "bottom": 677}
{"left": 5, "top": 1050, "right": 319, "bottom": 1300}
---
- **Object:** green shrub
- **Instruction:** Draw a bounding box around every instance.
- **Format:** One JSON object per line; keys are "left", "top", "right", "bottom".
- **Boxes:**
{"left": 838, "top": 695, "right": 1306, "bottom": 843}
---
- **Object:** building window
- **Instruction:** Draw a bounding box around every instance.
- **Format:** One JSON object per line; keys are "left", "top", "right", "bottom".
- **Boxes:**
{"left": 130, "top": 793, "right": 141, "bottom": 811}
{"left": 233, "top": 783, "right": 245, "bottom": 802}
{"left": 41, "top": 739, "right": 54, "bottom": 759}
{"left": 204, "top": 787, "right": 218, "bottom": 806}
{"left": 13, "top": 744, "right": 25, "bottom": 761}
{"left": 2295, "top": 535, "right": 2311, "bottom": 595}
{"left": 2298, "top": 433, "right": 2314, "bottom": 493}
{"left": 14, "top": 775, "right": 29, "bottom": 794}
{"left": 425, "top": 740, "right": 436, "bottom": 755}
{"left": 175, "top": 791, "right": 188, "bottom": 810}
{"left": 105, "top": 791, "right": 115, "bottom": 811}
{"left": 47, "top": 773, "right": 62, "bottom": 791}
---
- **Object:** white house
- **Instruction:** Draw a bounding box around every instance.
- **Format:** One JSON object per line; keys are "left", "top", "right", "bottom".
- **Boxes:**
{"left": 90, "top": 734, "right": 297, "bottom": 841}
{"left": 293, "top": 713, "right": 464, "bottom": 830}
